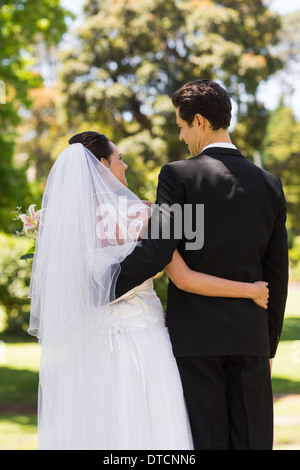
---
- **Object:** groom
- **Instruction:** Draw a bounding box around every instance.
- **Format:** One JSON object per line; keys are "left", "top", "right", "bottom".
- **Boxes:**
{"left": 114, "top": 79, "right": 289, "bottom": 450}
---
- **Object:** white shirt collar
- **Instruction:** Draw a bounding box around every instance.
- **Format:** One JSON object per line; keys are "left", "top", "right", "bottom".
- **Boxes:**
{"left": 201, "top": 142, "right": 237, "bottom": 153}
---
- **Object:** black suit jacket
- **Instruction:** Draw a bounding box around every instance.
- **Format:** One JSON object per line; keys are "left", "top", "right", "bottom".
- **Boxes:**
{"left": 115, "top": 147, "right": 289, "bottom": 358}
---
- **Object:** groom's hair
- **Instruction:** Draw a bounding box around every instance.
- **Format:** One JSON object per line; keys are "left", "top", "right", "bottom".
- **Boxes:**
{"left": 68, "top": 131, "right": 113, "bottom": 162}
{"left": 172, "top": 79, "right": 232, "bottom": 130}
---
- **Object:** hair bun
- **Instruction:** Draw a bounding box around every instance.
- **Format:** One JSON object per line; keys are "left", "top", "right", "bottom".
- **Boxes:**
{"left": 67, "top": 131, "right": 112, "bottom": 162}
{"left": 68, "top": 135, "right": 80, "bottom": 145}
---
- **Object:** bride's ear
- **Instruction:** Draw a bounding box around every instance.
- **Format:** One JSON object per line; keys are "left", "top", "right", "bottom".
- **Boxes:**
{"left": 100, "top": 157, "right": 110, "bottom": 169}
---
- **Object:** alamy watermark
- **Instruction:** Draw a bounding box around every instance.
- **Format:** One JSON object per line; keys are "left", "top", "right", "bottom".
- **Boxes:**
{"left": 0, "top": 80, "right": 5, "bottom": 104}
{"left": 96, "top": 197, "right": 204, "bottom": 251}
{"left": 144, "top": 202, "right": 204, "bottom": 250}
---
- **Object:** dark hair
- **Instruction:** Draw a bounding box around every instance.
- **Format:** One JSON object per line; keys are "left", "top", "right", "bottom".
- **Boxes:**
{"left": 172, "top": 79, "right": 232, "bottom": 130}
{"left": 68, "top": 131, "right": 113, "bottom": 162}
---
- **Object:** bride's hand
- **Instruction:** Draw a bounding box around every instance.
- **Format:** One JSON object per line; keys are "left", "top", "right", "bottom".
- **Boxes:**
{"left": 252, "top": 281, "right": 269, "bottom": 309}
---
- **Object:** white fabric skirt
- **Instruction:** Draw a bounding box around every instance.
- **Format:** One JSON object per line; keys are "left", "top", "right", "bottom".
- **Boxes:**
{"left": 37, "top": 325, "right": 194, "bottom": 450}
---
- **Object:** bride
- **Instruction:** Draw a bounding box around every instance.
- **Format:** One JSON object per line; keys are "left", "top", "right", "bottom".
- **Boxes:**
{"left": 28, "top": 131, "right": 269, "bottom": 450}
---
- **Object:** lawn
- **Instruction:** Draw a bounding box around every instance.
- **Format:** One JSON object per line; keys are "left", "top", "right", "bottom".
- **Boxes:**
{"left": 272, "top": 287, "right": 300, "bottom": 394}
{"left": 0, "top": 286, "right": 299, "bottom": 450}
{"left": 272, "top": 285, "right": 300, "bottom": 450}
{"left": 0, "top": 341, "right": 40, "bottom": 450}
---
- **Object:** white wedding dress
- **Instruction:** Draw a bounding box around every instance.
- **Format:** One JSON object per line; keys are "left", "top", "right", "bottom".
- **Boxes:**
{"left": 37, "top": 277, "right": 193, "bottom": 450}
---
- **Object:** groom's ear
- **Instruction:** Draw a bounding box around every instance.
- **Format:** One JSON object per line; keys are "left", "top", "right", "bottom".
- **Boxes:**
{"left": 195, "top": 113, "right": 210, "bottom": 131}
{"left": 194, "top": 113, "right": 203, "bottom": 128}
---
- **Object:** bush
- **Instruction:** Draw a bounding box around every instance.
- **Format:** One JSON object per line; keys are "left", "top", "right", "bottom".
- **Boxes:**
{"left": 0, "top": 233, "right": 32, "bottom": 335}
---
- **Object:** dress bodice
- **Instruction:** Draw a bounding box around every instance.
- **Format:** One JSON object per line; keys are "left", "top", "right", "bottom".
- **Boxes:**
{"left": 92, "top": 246, "right": 166, "bottom": 353}
{"left": 94, "top": 278, "right": 165, "bottom": 355}
{"left": 101, "top": 278, "right": 165, "bottom": 332}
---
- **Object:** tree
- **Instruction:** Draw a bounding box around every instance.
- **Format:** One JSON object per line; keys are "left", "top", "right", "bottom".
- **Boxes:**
{"left": 59, "top": 0, "right": 283, "bottom": 178}
{"left": 16, "top": 85, "right": 69, "bottom": 183}
{"left": 274, "top": 10, "right": 300, "bottom": 106}
{"left": 0, "top": 0, "right": 71, "bottom": 233}
{"left": 261, "top": 102, "right": 300, "bottom": 237}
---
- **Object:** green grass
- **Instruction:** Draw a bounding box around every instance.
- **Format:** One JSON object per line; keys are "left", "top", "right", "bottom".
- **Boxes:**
{"left": 0, "top": 341, "right": 40, "bottom": 404}
{"left": 272, "top": 286, "right": 300, "bottom": 449}
{"left": 0, "top": 288, "right": 299, "bottom": 450}
{"left": 0, "top": 339, "right": 40, "bottom": 450}
{"left": 0, "top": 414, "right": 38, "bottom": 450}
{"left": 272, "top": 288, "right": 300, "bottom": 395}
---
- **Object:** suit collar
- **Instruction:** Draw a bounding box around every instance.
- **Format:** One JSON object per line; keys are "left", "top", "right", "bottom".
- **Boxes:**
{"left": 197, "top": 146, "right": 245, "bottom": 158}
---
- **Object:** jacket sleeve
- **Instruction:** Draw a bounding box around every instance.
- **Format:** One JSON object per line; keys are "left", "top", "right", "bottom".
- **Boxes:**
{"left": 261, "top": 178, "right": 289, "bottom": 358}
{"left": 114, "top": 163, "right": 185, "bottom": 299}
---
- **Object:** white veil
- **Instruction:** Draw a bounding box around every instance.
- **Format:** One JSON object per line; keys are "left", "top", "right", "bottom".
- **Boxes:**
{"left": 28, "top": 143, "right": 151, "bottom": 449}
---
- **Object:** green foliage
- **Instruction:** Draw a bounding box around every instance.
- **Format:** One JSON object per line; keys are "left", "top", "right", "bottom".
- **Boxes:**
{"left": 0, "top": 234, "right": 32, "bottom": 335}
{"left": 0, "top": 0, "right": 71, "bottom": 233}
{"left": 261, "top": 103, "right": 300, "bottom": 240}
{"left": 0, "top": 133, "right": 31, "bottom": 235}
{"left": 59, "top": 0, "right": 283, "bottom": 166}
{"left": 16, "top": 86, "right": 70, "bottom": 184}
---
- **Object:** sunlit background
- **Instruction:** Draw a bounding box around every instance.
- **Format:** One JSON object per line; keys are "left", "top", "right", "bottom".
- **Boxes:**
{"left": 0, "top": 0, "right": 300, "bottom": 450}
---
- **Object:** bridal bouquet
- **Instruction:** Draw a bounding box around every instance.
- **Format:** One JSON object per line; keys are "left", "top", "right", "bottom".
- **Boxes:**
{"left": 15, "top": 204, "right": 41, "bottom": 260}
